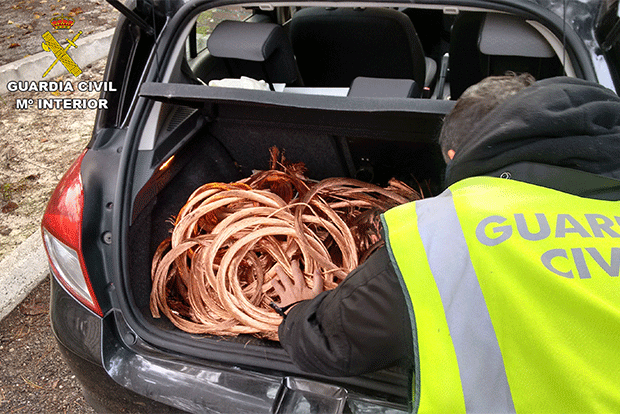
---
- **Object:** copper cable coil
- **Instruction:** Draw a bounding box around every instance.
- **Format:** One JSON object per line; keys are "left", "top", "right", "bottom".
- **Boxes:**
{"left": 150, "top": 148, "right": 422, "bottom": 340}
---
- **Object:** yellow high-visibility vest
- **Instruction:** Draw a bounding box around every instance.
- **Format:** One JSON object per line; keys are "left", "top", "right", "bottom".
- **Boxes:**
{"left": 382, "top": 176, "right": 620, "bottom": 413}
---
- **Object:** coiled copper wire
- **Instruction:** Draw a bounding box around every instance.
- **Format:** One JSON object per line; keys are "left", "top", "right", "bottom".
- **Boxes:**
{"left": 150, "top": 149, "right": 421, "bottom": 340}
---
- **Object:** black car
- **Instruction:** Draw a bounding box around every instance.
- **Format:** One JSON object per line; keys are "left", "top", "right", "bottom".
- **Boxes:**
{"left": 42, "top": 0, "right": 620, "bottom": 412}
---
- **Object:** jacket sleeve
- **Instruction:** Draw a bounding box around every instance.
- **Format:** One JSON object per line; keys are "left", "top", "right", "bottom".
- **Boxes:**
{"left": 277, "top": 246, "right": 413, "bottom": 377}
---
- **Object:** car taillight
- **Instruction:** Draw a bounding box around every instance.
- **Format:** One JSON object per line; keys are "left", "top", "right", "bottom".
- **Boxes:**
{"left": 42, "top": 150, "right": 102, "bottom": 316}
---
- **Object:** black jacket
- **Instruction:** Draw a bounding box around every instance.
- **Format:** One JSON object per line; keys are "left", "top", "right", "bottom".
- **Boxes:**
{"left": 278, "top": 77, "right": 620, "bottom": 377}
{"left": 445, "top": 77, "right": 620, "bottom": 186}
{"left": 278, "top": 246, "right": 411, "bottom": 376}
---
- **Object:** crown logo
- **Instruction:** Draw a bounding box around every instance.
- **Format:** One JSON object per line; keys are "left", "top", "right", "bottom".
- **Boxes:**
{"left": 50, "top": 14, "right": 75, "bottom": 30}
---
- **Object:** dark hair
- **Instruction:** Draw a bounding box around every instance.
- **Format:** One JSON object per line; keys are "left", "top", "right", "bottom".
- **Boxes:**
{"left": 438, "top": 73, "right": 536, "bottom": 162}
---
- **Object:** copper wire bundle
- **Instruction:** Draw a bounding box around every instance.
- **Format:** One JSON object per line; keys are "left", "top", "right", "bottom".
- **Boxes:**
{"left": 150, "top": 149, "right": 421, "bottom": 340}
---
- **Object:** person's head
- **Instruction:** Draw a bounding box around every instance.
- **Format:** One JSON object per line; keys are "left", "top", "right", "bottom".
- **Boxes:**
{"left": 438, "top": 72, "right": 536, "bottom": 163}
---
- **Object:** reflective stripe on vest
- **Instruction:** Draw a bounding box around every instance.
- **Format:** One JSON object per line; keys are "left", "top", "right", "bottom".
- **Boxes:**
{"left": 382, "top": 176, "right": 620, "bottom": 413}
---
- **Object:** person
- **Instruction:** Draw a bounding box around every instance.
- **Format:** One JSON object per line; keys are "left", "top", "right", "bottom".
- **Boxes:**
{"left": 272, "top": 73, "right": 620, "bottom": 413}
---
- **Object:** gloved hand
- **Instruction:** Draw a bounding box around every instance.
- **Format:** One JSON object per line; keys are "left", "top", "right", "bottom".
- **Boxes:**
{"left": 272, "top": 259, "right": 324, "bottom": 308}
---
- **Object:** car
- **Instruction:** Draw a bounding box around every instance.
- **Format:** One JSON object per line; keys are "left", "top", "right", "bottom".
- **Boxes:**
{"left": 42, "top": 0, "right": 620, "bottom": 412}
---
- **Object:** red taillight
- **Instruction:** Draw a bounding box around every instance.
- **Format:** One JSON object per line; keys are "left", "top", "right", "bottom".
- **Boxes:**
{"left": 42, "top": 150, "right": 103, "bottom": 316}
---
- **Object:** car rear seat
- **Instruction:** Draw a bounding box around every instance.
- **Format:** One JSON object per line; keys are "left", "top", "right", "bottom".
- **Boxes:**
{"left": 288, "top": 7, "right": 435, "bottom": 92}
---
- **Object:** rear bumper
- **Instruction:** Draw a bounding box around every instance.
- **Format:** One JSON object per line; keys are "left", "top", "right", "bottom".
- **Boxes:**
{"left": 51, "top": 275, "right": 278, "bottom": 412}
{"left": 55, "top": 340, "right": 187, "bottom": 413}
{"left": 51, "top": 276, "right": 408, "bottom": 413}
{"left": 50, "top": 276, "right": 185, "bottom": 413}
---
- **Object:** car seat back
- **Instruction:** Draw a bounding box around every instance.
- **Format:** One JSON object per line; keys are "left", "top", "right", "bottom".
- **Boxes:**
{"left": 289, "top": 7, "right": 427, "bottom": 88}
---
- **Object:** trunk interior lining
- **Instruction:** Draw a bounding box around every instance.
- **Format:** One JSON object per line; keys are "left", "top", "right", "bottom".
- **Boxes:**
{"left": 125, "top": 96, "right": 451, "bottom": 404}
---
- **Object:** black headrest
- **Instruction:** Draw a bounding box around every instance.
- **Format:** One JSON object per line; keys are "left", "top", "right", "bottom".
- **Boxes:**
{"left": 207, "top": 20, "right": 298, "bottom": 84}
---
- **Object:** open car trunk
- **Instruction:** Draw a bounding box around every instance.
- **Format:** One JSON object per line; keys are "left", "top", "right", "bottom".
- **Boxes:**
{"left": 122, "top": 84, "right": 455, "bottom": 409}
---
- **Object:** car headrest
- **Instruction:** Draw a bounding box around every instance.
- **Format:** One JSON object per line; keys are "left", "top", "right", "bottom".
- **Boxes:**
{"left": 207, "top": 20, "right": 299, "bottom": 84}
{"left": 478, "top": 13, "right": 555, "bottom": 58}
{"left": 208, "top": 21, "right": 284, "bottom": 61}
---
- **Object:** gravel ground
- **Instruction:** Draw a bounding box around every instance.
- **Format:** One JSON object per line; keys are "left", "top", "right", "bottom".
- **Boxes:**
{"left": 0, "top": 1, "right": 118, "bottom": 412}
{"left": 0, "top": 278, "right": 95, "bottom": 413}
{"left": 0, "top": 0, "right": 119, "bottom": 67}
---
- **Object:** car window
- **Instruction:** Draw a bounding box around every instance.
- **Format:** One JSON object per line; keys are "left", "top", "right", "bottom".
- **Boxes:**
{"left": 595, "top": 0, "right": 620, "bottom": 91}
